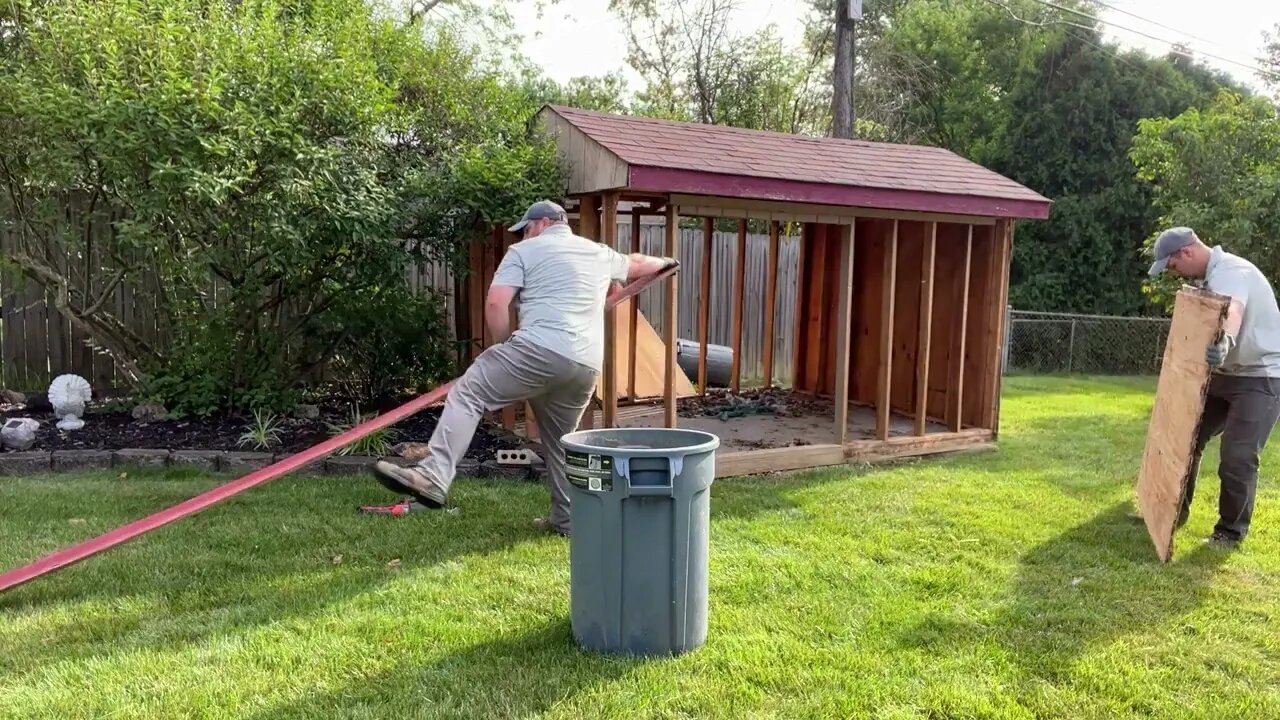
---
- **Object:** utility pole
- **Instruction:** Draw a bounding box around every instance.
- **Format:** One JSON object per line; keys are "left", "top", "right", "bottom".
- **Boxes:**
{"left": 832, "top": 0, "right": 860, "bottom": 139}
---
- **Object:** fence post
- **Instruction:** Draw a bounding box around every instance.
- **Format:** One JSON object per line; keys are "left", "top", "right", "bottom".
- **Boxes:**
{"left": 1067, "top": 319, "right": 1077, "bottom": 374}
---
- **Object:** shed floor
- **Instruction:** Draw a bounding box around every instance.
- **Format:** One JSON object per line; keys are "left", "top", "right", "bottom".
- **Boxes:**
{"left": 589, "top": 388, "right": 948, "bottom": 452}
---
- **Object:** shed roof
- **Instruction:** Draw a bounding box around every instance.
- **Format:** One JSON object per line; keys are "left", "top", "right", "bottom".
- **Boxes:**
{"left": 541, "top": 105, "right": 1051, "bottom": 220}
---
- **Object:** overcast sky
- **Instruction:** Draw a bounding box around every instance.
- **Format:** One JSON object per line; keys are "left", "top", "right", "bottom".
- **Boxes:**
{"left": 509, "top": 0, "right": 1279, "bottom": 92}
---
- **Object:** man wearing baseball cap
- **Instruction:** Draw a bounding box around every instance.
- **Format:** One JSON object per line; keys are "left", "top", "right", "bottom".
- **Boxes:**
{"left": 1148, "top": 226, "right": 1280, "bottom": 547}
{"left": 371, "top": 200, "right": 676, "bottom": 536}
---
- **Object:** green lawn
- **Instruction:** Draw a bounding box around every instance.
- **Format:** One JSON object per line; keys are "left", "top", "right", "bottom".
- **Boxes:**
{"left": 2, "top": 376, "right": 1280, "bottom": 719}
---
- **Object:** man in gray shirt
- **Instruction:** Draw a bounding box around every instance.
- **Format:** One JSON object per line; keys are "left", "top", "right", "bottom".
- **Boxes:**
{"left": 372, "top": 200, "right": 675, "bottom": 536}
{"left": 1148, "top": 226, "right": 1280, "bottom": 546}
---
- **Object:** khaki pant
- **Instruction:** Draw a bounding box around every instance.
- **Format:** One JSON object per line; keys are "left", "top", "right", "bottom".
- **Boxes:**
{"left": 418, "top": 335, "right": 597, "bottom": 534}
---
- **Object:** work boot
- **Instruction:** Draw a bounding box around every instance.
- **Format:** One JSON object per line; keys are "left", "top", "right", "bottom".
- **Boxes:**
{"left": 532, "top": 516, "right": 570, "bottom": 537}
{"left": 371, "top": 461, "right": 447, "bottom": 509}
{"left": 1203, "top": 530, "right": 1242, "bottom": 549}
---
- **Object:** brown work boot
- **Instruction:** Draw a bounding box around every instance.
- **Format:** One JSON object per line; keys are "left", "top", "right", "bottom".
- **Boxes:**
{"left": 371, "top": 461, "right": 447, "bottom": 509}
{"left": 532, "top": 516, "right": 570, "bottom": 537}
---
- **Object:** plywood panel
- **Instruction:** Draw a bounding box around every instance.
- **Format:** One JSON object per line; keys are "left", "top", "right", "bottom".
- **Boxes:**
{"left": 962, "top": 225, "right": 996, "bottom": 427}
{"left": 598, "top": 302, "right": 696, "bottom": 402}
{"left": 851, "top": 218, "right": 886, "bottom": 405}
{"left": 890, "top": 221, "right": 924, "bottom": 415}
{"left": 1136, "top": 287, "right": 1229, "bottom": 562}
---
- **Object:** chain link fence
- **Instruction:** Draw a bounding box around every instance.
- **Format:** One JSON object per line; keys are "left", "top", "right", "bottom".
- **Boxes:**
{"left": 1005, "top": 310, "right": 1172, "bottom": 376}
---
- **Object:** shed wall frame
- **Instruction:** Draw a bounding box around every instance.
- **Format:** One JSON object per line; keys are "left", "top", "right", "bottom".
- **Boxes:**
{"left": 458, "top": 189, "right": 1017, "bottom": 479}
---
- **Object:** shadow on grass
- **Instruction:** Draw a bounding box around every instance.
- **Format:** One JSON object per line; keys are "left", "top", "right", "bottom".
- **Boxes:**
{"left": 245, "top": 617, "right": 651, "bottom": 720}
{"left": 0, "top": 472, "right": 549, "bottom": 674}
{"left": 901, "top": 502, "right": 1229, "bottom": 676}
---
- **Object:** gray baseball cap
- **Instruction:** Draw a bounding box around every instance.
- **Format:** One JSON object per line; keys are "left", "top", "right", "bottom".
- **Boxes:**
{"left": 1148, "top": 226, "right": 1198, "bottom": 277}
{"left": 508, "top": 200, "right": 567, "bottom": 233}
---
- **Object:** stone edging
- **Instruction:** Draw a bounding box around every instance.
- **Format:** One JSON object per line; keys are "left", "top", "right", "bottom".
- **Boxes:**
{"left": 0, "top": 450, "right": 540, "bottom": 480}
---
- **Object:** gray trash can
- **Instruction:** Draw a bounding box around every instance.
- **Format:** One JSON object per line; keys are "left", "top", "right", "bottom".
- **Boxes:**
{"left": 561, "top": 427, "right": 721, "bottom": 656}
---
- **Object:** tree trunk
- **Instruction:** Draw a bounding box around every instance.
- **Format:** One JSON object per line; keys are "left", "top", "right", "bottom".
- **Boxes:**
{"left": 832, "top": 0, "right": 856, "bottom": 139}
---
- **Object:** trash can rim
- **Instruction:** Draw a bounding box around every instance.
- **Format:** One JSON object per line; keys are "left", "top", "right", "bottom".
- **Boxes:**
{"left": 560, "top": 427, "right": 720, "bottom": 456}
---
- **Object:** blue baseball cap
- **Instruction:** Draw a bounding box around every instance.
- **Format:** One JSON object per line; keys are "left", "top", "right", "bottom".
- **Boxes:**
{"left": 1148, "top": 227, "right": 1198, "bottom": 277}
{"left": 508, "top": 200, "right": 567, "bottom": 233}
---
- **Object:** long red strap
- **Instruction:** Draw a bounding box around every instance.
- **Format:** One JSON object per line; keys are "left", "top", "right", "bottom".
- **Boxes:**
{"left": 0, "top": 264, "right": 676, "bottom": 595}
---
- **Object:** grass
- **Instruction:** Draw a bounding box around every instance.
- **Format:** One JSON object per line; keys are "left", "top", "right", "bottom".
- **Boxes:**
{"left": 2, "top": 376, "right": 1280, "bottom": 719}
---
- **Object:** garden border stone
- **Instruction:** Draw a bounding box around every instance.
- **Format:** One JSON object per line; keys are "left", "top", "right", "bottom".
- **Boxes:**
{"left": 113, "top": 449, "right": 171, "bottom": 468}
{"left": 169, "top": 450, "right": 224, "bottom": 471}
{"left": 52, "top": 450, "right": 114, "bottom": 472}
{"left": 220, "top": 452, "right": 274, "bottom": 474}
{"left": 0, "top": 451, "right": 52, "bottom": 476}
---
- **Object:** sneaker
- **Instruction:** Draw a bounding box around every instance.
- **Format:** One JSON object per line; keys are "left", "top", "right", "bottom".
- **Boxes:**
{"left": 532, "top": 516, "right": 570, "bottom": 537}
{"left": 371, "top": 461, "right": 447, "bottom": 509}
{"left": 1204, "top": 530, "right": 1241, "bottom": 548}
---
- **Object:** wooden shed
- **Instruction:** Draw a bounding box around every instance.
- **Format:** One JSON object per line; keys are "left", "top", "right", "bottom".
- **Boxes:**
{"left": 461, "top": 105, "right": 1051, "bottom": 478}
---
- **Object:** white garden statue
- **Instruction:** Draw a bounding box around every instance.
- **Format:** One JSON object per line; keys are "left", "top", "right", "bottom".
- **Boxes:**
{"left": 48, "top": 374, "right": 92, "bottom": 431}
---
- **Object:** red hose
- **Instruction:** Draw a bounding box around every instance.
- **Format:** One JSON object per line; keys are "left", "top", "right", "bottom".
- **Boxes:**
{"left": 0, "top": 264, "right": 676, "bottom": 595}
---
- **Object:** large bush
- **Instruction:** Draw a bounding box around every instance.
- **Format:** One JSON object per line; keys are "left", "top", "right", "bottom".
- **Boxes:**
{"left": 0, "top": 0, "right": 562, "bottom": 413}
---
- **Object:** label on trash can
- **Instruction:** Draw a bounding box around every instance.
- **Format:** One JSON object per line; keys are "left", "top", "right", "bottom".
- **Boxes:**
{"left": 566, "top": 450, "right": 612, "bottom": 492}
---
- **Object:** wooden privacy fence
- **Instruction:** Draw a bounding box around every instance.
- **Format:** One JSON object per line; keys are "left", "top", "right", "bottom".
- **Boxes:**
{"left": 0, "top": 220, "right": 800, "bottom": 393}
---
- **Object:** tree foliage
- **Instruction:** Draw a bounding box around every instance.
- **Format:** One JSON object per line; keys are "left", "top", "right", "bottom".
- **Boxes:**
{"left": 0, "top": 0, "right": 562, "bottom": 413}
{"left": 1131, "top": 92, "right": 1280, "bottom": 307}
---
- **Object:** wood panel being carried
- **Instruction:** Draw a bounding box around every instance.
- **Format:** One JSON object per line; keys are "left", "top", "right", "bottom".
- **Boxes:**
{"left": 1136, "top": 286, "right": 1229, "bottom": 562}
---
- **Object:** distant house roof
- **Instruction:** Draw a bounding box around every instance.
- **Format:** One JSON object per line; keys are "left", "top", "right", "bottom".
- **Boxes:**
{"left": 539, "top": 105, "right": 1051, "bottom": 220}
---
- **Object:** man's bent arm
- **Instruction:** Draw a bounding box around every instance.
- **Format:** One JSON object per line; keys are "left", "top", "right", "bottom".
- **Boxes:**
{"left": 625, "top": 253, "right": 675, "bottom": 283}
{"left": 486, "top": 284, "right": 518, "bottom": 343}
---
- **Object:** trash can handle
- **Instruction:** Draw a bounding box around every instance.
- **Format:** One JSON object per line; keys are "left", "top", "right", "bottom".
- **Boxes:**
{"left": 615, "top": 454, "right": 684, "bottom": 497}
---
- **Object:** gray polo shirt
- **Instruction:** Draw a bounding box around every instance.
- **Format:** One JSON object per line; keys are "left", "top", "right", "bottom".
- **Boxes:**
{"left": 491, "top": 224, "right": 629, "bottom": 372}
{"left": 1205, "top": 246, "right": 1280, "bottom": 377}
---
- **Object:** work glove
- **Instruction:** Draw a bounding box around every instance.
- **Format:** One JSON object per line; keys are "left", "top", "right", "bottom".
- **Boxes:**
{"left": 1206, "top": 331, "right": 1234, "bottom": 369}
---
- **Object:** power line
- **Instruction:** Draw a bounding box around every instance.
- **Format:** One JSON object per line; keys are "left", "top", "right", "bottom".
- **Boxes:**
{"left": 1024, "top": 0, "right": 1279, "bottom": 80}
{"left": 1080, "top": 0, "right": 1223, "bottom": 51}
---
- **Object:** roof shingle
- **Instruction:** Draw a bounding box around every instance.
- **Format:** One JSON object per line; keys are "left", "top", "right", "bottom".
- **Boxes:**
{"left": 546, "top": 105, "right": 1051, "bottom": 215}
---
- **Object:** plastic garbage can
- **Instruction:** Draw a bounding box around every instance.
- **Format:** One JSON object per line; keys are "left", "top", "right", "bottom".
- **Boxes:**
{"left": 560, "top": 427, "right": 720, "bottom": 656}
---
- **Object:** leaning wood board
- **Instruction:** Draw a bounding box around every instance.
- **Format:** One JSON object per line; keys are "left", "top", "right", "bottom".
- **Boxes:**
{"left": 595, "top": 300, "right": 697, "bottom": 402}
{"left": 1136, "top": 286, "right": 1229, "bottom": 562}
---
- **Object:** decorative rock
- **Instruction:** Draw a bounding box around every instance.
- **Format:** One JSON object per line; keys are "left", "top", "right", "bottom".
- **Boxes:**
{"left": 49, "top": 374, "right": 93, "bottom": 432}
{"left": 169, "top": 450, "right": 224, "bottom": 471}
{"left": 52, "top": 450, "right": 113, "bottom": 472}
{"left": 294, "top": 404, "right": 320, "bottom": 420}
{"left": 220, "top": 452, "right": 275, "bottom": 474}
{"left": 1, "top": 418, "right": 39, "bottom": 451}
{"left": 0, "top": 451, "right": 51, "bottom": 476}
{"left": 112, "top": 449, "right": 170, "bottom": 468}
{"left": 392, "top": 442, "right": 430, "bottom": 461}
{"left": 131, "top": 404, "right": 168, "bottom": 423}
{"left": 1, "top": 389, "right": 26, "bottom": 406}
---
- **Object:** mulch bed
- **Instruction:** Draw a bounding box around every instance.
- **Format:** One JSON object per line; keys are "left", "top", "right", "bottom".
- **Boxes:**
{"left": 0, "top": 401, "right": 517, "bottom": 462}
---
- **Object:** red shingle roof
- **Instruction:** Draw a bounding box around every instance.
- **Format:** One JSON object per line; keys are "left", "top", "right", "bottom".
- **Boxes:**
{"left": 545, "top": 105, "right": 1051, "bottom": 219}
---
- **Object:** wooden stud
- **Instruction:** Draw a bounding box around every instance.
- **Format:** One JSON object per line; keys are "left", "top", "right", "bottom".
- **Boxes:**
{"left": 730, "top": 219, "right": 747, "bottom": 393}
{"left": 698, "top": 216, "right": 713, "bottom": 395}
{"left": 986, "top": 219, "right": 1014, "bottom": 433}
{"left": 524, "top": 402, "right": 540, "bottom": 440}
{"left": 762, "top": 220, "right": 780, "bottom": 387}
{"left": 833, "top": 223, "right": 856, "bottom": 444}
{"left": 914, "top": 222, "right": 937, "bottom": 436}
{"left": 629, "top": 209, "right": 642, "bottom": 400}
{"left": 602, "top": 192, "right": 620, "bottom": 428}
{"left": 791, "top": 223, "right": 808, "bottom": 389}
{"left": 876, "top": 220, "right": 899, "bottom": 441}
{"left": 804, "top": 225, "right": 828, "bottom": 392}
{"left": 664, "top": 204, "right": 680, "bottom": 428}
{"left": 713, "top": 429, "right": 994, "bottom": 479}
{"left": 947, "top": 226, "right": 974, "bottom": 433}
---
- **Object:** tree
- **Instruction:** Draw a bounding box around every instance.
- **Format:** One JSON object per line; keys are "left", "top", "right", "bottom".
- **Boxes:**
{"left": 1131, "top": 92, "right": 1280, "bottom": 306}
{"left": 1262, "top": 23, "right": 1280, "bottom": 97}
{"left": 609, "top": 0, "right": 828, "bottom": 134}
{"left": 0, "top": 0, "right": 562, "bottom": 412}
